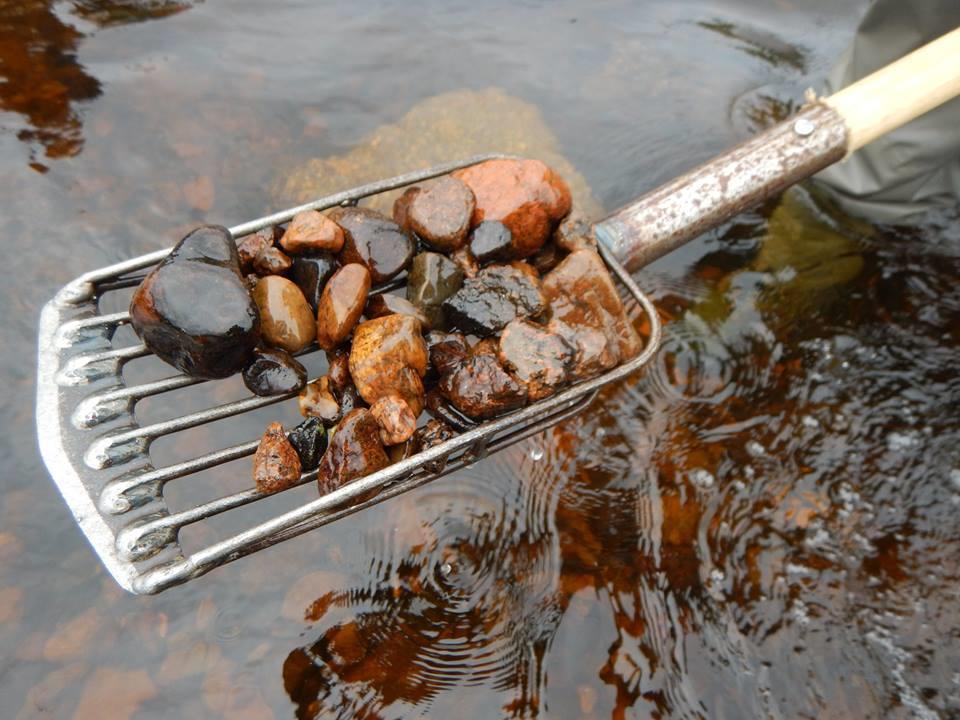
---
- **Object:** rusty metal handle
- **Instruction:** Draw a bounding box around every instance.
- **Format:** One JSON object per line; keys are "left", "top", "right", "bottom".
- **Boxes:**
{"left": 594, "top": 104, "right": 848, "bottom": 273}
{"left": 595, "top": 26, "right": 960, "bottom": 273}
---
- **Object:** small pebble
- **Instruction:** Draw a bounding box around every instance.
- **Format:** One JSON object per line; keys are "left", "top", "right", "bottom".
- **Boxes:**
{"left": 253, "top": 422, "right": 301, "bottom": 494}
{"left": 242, "top": 348, "right": 307, "bottom": 396}
{"left": 251, "top": 275, "right": 316, "bottom": 352}
{"left": 253, "top": 245, "right": 293, "bottom": 276}
{"left": 316, "top": 263, "right": 371, "bottom": 350}
{"left": 287, "top": 417, "right": 328, "bottom": 471}
{"left": 280, "top": 210, "right": 344, "bottom": 254}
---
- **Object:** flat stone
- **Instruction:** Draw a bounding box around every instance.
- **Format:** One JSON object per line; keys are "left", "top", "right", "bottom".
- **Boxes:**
{"left": 442, "top": 262, "right": 545, "bottom": 336}
{"left": 408, "top": 175, "right": 475, "bottom": 252}
{"left": 129, "top": 225, "right": 259, "bottom": 378}
{"left": 469, "top": 220, "right": 512, "bottom": 263}
{"left": 330, "top": 206, "right": 414, "bottom": 284}
{"left": 251, "top": 275, "right": 316, "bottom": 353}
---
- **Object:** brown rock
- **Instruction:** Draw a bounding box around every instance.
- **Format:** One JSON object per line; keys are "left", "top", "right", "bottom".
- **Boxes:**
{"left": 242, "top": 347, "right": 307, "bottom": 396}
{"left": 349, "top": 314, "right": 428, "bottom": 415}
{"left": 451, "top": 245, "right": 479, "bottom": 278}
{"left": 392, "top": 186, "right": 421, "bottom": 233}
{"left": 253, "top": 422, "right": 302, "bottom": 494}
{"left": 316, "top": 409, "right": 390, "bottom": 494}
{"left": 316, "top": 263, "right": 371, "bottom": 350}
{"left": 330, "top": 206, "right": 414, "bottom": 284}
{"left": 438, "top": 351, "right": 528, "bottom": 420}
{"left": 413, "top": 419, "right": 458, "bottom": 466}
{"left": 529, "top": 241, "right": 566, "bottom": 275}
{"left": 251, "top": 275, "right": 316, "bottom": 353}
{"left": 498, "top": 318, "right": 574, "bottom": 400}
{"left": 280, "top": 210, "right": 344, "bottom": 254}
{"left": 454, "top": 158, "right": 572, "bottom": 258}
{"left": 425, "top": 388, "right": 476, "bottom": 431}
{"left": 325, "top": 347, "right": 352, "bottom": 394}
{"left": 408, "top": 175, "right": 476, "bottom": 252}
{"left": 542, "top": 249, "right": 643, "bottom": 379}
{"left": 253, "top": 245, "right": 293, "bottom": 276}
{"left": 74, "top": 667, "right": 157, "bottom": 720}
{"left": 298, "top": 376, "right": 340, "bottom": 426}
{"left": 426, "top": 330, "right": 468, "bottom": 376}
{"left": 553, "top": 211, "right": 596, "bottom": 252}
{"left": 289, "top": 252, "right": 337, "bottom": 311}
{"left": 237, "top": 226, "right": 280, "bottom": 273}
{"left": 370, "top": 394, "right": 417, "bottom": 445}
{"left": 365, "top": 293, "right": 431, "bottom": 328}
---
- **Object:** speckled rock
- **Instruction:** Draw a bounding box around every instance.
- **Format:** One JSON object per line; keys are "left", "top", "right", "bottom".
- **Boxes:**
{"left": 253, "top": 422, "right": 301, "bottom": 494}
{"left": 542, "top": 249, "right": 643, "bottom": 379}
{"left": 330, "top": 206, "right": 414, "bottom": 284}
{"left": 251, "top": 275, "right": 316, "bottom": 352}
{"left": 348, "top": 314, "right": 428, "bottom": 416}
{"left": 289, "top": 252, "right": 337, "bottom": 312}
{"left": 280, "top": 210, "right": 344, "bottom": 254}
{"left": 438, "top": 350, "right": 528, "bottom": 420}
{"left": 369, "top": 394, "right": 417, "bottom": 446}
{"left": 253, "top": 245, "right": 292, "bottom": 276}
{"left": 299, "top": 376, "right": 340, "bottom": 426}
{"left": 442, "top": 263, "right": 545, "bottom": 337}
{"left": 242, "top": 348, "right": 307, "bottom": 397}
{"left": 316, "top": 263, "right": 371, "bottom": 350}
{"left": 237, "top": 226, "right": 281, "bottom": 273}
{"left": 497, "top": 318, "right": 573, "bottom": 400}
{"left": 454, "top": 158, "right": 571, "bottom": 258}
{"left": 129, "top": 225, "right": 259, "bottom": 379}
{"left": 316, "top": 409, "right": 390, "bottom": 494}
{"left": 408, "top": 176, "right": 475, "bottom": 252}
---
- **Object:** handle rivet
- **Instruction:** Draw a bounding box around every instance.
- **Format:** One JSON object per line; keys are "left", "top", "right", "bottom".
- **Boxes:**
{"left": 793, "top": 118, "right": 816, "bottom": 137}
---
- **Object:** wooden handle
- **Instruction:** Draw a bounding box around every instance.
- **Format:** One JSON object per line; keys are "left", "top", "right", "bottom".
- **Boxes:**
{"left": 824, "top": 26, "right": 960, "bottom": 152}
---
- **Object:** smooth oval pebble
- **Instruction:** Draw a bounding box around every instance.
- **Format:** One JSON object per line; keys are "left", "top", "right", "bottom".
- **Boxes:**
{"left": 330, "top": 206, "right": 414, "bottom": 284}
{"left": 280, "top": 210, "right": 344, "bottom": 254}
{"left": 316, "top": 263, "right": 371, "bottom": 351}
{"left": 242, "top": 347, "right": 307, "bottom": 396}
{"left": 408, "top": 175, "right": 476, "bottom": 252}
{"left": 251, "top": 275, "right": 316, "bottom": 352}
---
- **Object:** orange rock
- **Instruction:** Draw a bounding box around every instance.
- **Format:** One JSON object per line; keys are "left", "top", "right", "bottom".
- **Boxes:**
{"left": 280, "top": 210, "right": 344, "bottom": 254}
{"left": 454, "top": 158, "right": 571, "bottom": 258}
{"left": 252, "top": 422, "right": 301, "bottom": 494}
{"left": 370, "top": 394, "right": 417, "bottom": 445}
{"left": 316, "top": 263, "right": 371, "bottom": 351}
{"left": 251, "top": 275, "right": 316, "bottom": 353}
{"left": 348, "top": 314, "right": 428, "bottom": 414}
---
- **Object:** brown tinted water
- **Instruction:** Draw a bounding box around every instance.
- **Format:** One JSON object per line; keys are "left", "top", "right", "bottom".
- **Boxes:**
{"left": 4, "top": 1, "right": 960, "bottom": 718}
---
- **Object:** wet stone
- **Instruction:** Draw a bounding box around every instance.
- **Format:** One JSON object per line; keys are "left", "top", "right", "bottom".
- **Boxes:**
{"left": 438, "top": 350, "right": 528, "bottom": 419}
{"left": 316, "top": 409, "right": 390, "bottom": 495}
{"left": 287, "top": 417, "right": 328, "bottom": 471}
{"left": 553, "top": 211, "right": 595, "bottom": 253}
{"left": 316, "top": 263, "right": 371, "bottom": 351}
{"left": 413, "top": 419, "right": 458, "bottom": 471}
{"left": 454, "top": 158, "right": 572, "bottom": 258}
{"left": 451, "top": 245, "right": 480, "bottom": 279}
{"left": 242, "top": 347, "right": 307, "bottom": 397}
{"left": 129, "top": 225, "right": 260, "bottom": 379}
{"left": 251, "top": 275, "right": 316, "bottom": 353}
{"left": 237, "top": 225, "right": 280, "bottom": 273}
{"left": 325, "top": 347, "right": 352, "bottom": 394}
{"left": 426, "top": 330, "right": 468, "bottom": 377}
{"left": 529, "top": 240, "right": 566, "bottom": 275}
{"left": 330, "top": 206, "right": 414, "bottom": 284}
{"left": 364, "top": 293, "right": 431, "bottom": 328}
{"left": 408, "top": 175, "right": 476, "bottom": 252}
{"left": 392, "top": 186, "right": 421, "bottom": 234}
{"left": 280, "top": 210, "right": 344, "bottom": 254}
{"left": 253, "top": 245, "right": 292, "bottom": 276}
{"left": 349, "top": 314, "right": 428, "bottom": 415}
{"left": 442, "top": 263, "right": 545, "bottom": 337}
{"left": 498, "top": 318, "right": 573, "bottom": 400}
{"left": 253, "top": 422, "right": 301, "bottom": 494}
{"left": 289, "top": 252, "right": 337, "bottom": 312}
{"left": 469, "top": 220, "right": 513, "bottom": 263}
{"left": 406, "top": 252, "right": 463, "bottom": 328}
{"left": 370, "top": 394, "right": 417, "bottom": 446}
{"left": 425, "top": 388, "right": 476, "bottom": 431}
{"left": 299, "top": 376, "right": 340, "bottom": 426}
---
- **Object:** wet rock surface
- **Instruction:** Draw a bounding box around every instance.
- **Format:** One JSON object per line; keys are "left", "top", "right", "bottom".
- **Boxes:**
{"left": 438, "top": 349, "right": 528, "bottom": 419}
{"left": 298, "top": 377, "right": 340, "bottom": 426}
{"left": 129, "top": 225, "right": 260, "bottom": 378}
{"left": 405, "top": 252, "right": 463, "bottom": 327}
{"left": 364, "top": 293, "right": 430, "bottom": 328}
{"left": 251, "top": 275, "right": 316, "bottom": 353}
{"left": 316, "top": 263, "right": 371, "bottom": 351}
{"left": 237, "top": 226, "right": 280, "bottom": 273}
{"left": 454, "top": 158, "right": 572, "bottom": 258}
{"left": 542, "top": 249, "right": 643, "bottom": 379}
{"left": 325, "top": 348, "right": 352, "bottom": 395}
{"left": 253, "top": 422, "right": 301, "bottom": 494}
{"left": 497, "top": 318, "right": 573, "bottom": 400}
{"left": 426, "top": 330, "right": 468, "bottom": 377}
{"left": 369, "top": 394, "right": 417, "bottom": 446}
{"left": 287, "top": 417, "right": 328, "bottom": 472}
{"left": 469, "top": 220, "right": 513, "bottom": 264}
{"left": 391, "top": 186, "right": 421, "bottom": 233}
{"left": 242, "top": 347, "right": 307, "bottom": 397}
{"left": 289, "top": 252, "right": 337, "bottom": 312}
{"left": 451, "top": 245, "right": 479, "bottom": 278}
{"left": 253, "top": 245, "right": 292, "bottom": 276}
{"left": 425, "top": 388, "right": 476, "bottom": 431}
{"left": 280, "top": 210, "right": 344, "bottom": 254}
{"left": 408, "top": 176, "right": 475, "bottom": 252}
{"left": 348, "top": 314, "right": 428, "bottom": 415}
{"left": 412, "top": 418, "right": 458, "bottom": 467}
{"left": 330, "top": 206, "right": 414, "bottom": 284}
{"left": 316, "top": 409, "right": 390, "bottom": 495}
{"left": 442, "top": 263, "right": 545, "bottom": 336}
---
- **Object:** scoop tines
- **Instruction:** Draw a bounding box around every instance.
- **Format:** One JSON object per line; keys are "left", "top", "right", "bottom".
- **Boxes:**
{"left": 36, "top": 154, "right": 662, "bottom": 595}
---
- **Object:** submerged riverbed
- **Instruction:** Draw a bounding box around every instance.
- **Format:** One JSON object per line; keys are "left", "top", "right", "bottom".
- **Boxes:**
{"left": 3, "top": 0, "right": 960, "bottom": 717}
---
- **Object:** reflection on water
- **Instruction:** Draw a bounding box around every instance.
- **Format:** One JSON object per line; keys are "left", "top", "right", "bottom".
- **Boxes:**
{"left": 7, "top": 0, "right": 960, "bottom": 717}
{"left": 0, "top": 1, "right": 191, "bottom": 169}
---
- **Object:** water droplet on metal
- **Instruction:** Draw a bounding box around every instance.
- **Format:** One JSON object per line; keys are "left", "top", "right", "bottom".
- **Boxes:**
{"left": 440, "top": 562, "right": 453, "bottom": 576}
{"left": 529, "top": 447, "right": 544, "bottom": 461}
{"left": 794, "top": 117, "right": 816, "bottom": 136}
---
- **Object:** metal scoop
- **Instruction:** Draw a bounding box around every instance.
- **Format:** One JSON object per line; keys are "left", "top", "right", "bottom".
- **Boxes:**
{"left": 36, "top": 29, "right": 960, "bottom": 593}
